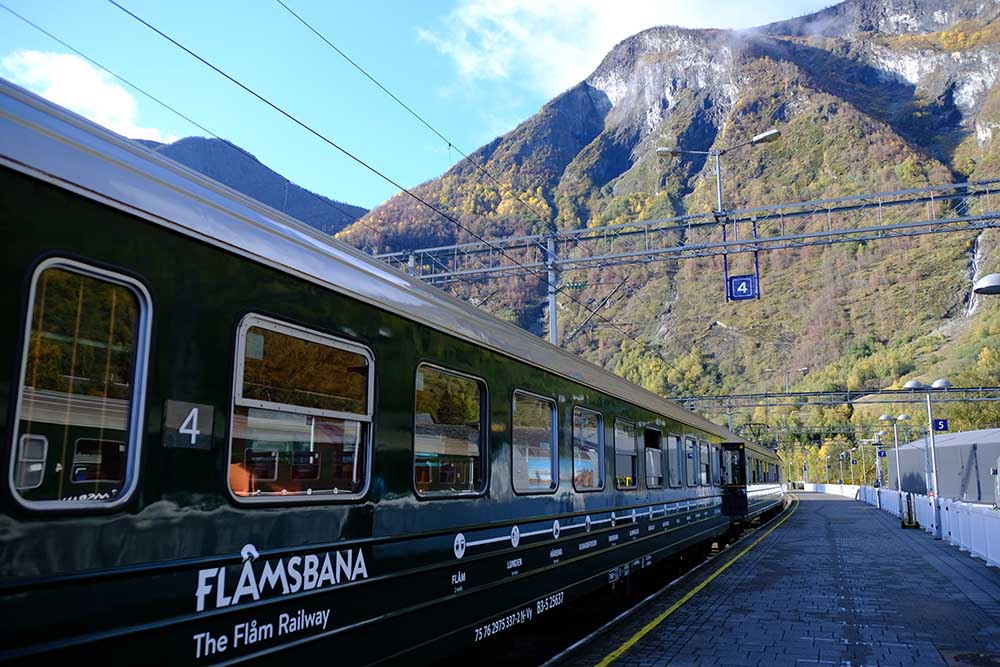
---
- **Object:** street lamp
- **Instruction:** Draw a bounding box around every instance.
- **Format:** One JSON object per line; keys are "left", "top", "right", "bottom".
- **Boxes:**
{"left": 873, "top": 430, "right": 886, "bottom": 487}
{"left": 879, "top": 413, "right": 911, "bottom": 519}
{"left": 826, "top": 454, "right": 831, "bottom": 483}
{"left": 973, "top": 273, "right": 1000, "bottom": 294}
{"left": 656, "top": 128, "right": 781, "bottom": 213}
{"left": 902, "top": 377, "right": 950, "bottom": 538}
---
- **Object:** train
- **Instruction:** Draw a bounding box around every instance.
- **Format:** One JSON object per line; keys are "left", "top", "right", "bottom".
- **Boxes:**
{"left": 0, "top": 78, "right": 784, "bottom": 666}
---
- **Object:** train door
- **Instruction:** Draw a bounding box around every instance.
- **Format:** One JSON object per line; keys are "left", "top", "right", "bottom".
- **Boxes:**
{"left": 721, "top": 442, "right": 748, "bottom": 518}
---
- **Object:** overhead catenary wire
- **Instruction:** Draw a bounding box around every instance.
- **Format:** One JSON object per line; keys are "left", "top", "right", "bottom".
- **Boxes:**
{"left": 271, "top": 0, "right": 592, "bottom": 262}
{"left": 0, "top": 1, "right": 511, "bottom": 313}
{"left": 106, "top": 0, "right": 662, "bottom": 357}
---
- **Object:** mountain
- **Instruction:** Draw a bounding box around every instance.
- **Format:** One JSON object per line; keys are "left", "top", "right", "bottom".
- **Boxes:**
{"left": 337, "top": 0, "right": 1000, "bottom": 431}
{"left": 137, "top": 136, "right": 367, "bottom": 235}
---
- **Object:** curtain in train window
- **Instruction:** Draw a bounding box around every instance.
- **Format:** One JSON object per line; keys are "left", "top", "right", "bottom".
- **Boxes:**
{"left": 711, "top": 445, "right": 722, "bottom": 486}
{"left": 614, "top": 420, "right": 638, "bottom": 489}
{"left": 667, "top": 435, "right": 682, "bottom": 487}
{"left": 643, "top": 428, "right": 663, "bottom": 488}
{"left": 685, "top": 437, "right": 698, "bottom": 487}
{"left": 230, "top": 316, "right": 372, "bottom": 501}
{"left": 699, "top": 441, "right": 711, "bottom": 485}
{"left": 414, "top": 365, "right": 485, "bottom": 495}
{"left": 572, "top": 408, "right": 603, "bottom": 491}
{"left": 12, "top": 263, "right": 148, "bottom": 508}
{"left": 512, "top": 391, "right": 557, "bottom": 493}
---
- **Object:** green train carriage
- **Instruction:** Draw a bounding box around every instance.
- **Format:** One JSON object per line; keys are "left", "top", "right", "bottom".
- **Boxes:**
{"left": 0, "top": 80, "right": 783, "bottom": 666}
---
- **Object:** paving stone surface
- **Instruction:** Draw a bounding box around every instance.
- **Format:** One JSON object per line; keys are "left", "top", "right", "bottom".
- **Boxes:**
{"left": 556, "top": 492, "right": 1000, "bottom": 667}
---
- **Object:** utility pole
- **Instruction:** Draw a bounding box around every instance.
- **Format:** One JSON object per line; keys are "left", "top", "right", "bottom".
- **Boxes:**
{"left": 546, "top": 235, "right": 558, "bottom": 345}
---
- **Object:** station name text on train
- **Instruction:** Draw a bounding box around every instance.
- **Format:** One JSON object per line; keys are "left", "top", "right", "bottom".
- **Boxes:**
{"left": 195, "top": 543, "right": 369, "bottom": 612}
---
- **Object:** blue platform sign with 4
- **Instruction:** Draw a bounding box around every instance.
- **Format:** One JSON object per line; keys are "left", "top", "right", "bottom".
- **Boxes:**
{"left": 933, "top": 419, "right": 949, "bottom": 431}
{"left": 728, "top": 275, "right": 757, "bottom": 301}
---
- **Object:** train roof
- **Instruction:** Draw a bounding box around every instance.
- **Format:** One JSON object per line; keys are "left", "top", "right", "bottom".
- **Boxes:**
{"left": 0, "top": 79, "right": 740, "bottom": 442}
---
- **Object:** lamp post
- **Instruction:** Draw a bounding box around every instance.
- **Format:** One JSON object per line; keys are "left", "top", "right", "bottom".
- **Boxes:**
{"left": 656, "top": 128, "right": 781, "bottom": 214}
{"left": 838, "top": 452, "right": 845, "bottom": 485}
{"left": 973, "top": 273, "right": 1000, "bottom": 295}
{"left": 857, "top": 442, "right": 868, "bottom": 486}
{"left": 879, "top": 413, "right": 911, "bottom": 522}
{"left": 903, "top": 377, "right": 950, "bottom": 538}
{"left": 873, "top": 432, "right": 885, "bottom": 486}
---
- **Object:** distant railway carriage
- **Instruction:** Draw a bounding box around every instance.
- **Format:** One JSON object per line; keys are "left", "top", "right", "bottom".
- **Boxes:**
{"left": 0, "top": 80, "right": 783, "bottom": 666}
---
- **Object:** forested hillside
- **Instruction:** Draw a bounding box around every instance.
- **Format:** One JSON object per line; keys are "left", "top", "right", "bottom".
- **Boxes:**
{"left": 337, "top": 0, "right": 1000, "bottom": 452}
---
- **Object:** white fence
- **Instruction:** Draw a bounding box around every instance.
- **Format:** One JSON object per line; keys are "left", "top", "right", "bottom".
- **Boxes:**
{"left": 801, "top": 483, "right": 861, "bottom": 499}
{"left": 799, "top": 483, "right": 1000, "bottom": 568}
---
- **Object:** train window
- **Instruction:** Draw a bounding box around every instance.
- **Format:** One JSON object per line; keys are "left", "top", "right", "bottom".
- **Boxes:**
{"left": 724, "top": 448, "right": 745, "bottom": 485}
{"left": 13, "top": 435, "right": 47, "bottom": 491}
{"left": 71, "top": 438, "right": 125, "bottom": 483}
{"left": 414, "top": 365, "right": 486, "bottom": 496}
{"left": 699, "top": 441, "right": 710, "bottom": 485}
{"left": 614, "top": 420, "right": 638, "bottom": 490}
{"left": 572, "top": 408, "right": 604, "bottom": 491}
{"left": 512, "top": 391, "right": 557, "bottom": 494}
{"left": 10, "top": 259, "right": 150, "bottom": 510}
{"left": 667, "top": 434, "right": 682, "bottom": 487}
{"left": 644, "top": 427, "right": 663, "bottom": 488}
{"left": 685, "top": 437, "right": 698, "bottom": 487}
{"left": 711, "top": 445, "right": 721, "bottom": 486}
{"left": 230, "top": 315, "right": 373, "bottom": 503}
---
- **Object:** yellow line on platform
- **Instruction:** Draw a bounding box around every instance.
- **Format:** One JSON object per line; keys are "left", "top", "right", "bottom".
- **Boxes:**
{"left": 593, "top": 493, "right": 800, "bottom": 667}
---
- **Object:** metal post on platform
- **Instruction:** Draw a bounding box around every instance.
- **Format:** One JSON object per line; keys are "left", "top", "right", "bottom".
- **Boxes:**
{"left": 926, "top": 392, "right": 943, "bottom": 538}
{"left": 903, "top": 378, "right": 949, "bottom": 538}
{"left": 860, "top": 441, "right": 867, "bottom": 486}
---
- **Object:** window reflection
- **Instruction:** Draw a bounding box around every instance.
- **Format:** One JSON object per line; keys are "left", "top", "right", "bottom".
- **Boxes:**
{"left": 512, "top": 392, "right": 556, "bottom": 493}
{"left": 414, "top": 366, "right": 484, "bottom": 495}
{"left": 230, "top": 317, "right": 371, "bottom": 501}
{"left": 14, "top": 266, "right": 141, "bottom": 504}
{"left": 573, "top": 408, "right": 603, "bottom": 491}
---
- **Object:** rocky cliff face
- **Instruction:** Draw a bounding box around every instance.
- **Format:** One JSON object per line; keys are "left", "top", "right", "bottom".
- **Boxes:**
{"left": 339, "top": 0, "right": 1000, "bottom": 400}
{"left": 763, "top": 0, "right": 998, "bottom": 39}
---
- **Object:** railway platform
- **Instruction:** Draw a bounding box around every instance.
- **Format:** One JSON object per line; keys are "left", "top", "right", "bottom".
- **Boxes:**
{"left": 553, "top": 492, "right": 1000, "bottom": 667}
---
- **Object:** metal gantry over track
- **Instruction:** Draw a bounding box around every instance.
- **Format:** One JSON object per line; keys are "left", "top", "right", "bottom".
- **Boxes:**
{"left": 377, "top": 179, "right": 1000, "bottom": 283}
{"left": 671, "top": 386, "right": 1000, "bottom": 412}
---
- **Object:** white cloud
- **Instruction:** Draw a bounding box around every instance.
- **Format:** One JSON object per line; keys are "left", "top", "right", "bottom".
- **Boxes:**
{"left": 420, "top": 0, "right": 826, "bottom": 97}
{"left": 1, "top": 50, "right": 178, "bottom": 143}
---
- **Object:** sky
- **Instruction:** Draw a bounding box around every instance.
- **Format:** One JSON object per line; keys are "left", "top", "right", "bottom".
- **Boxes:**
{"left": 0, "top": 0, "right": 832, "bottom": 209}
